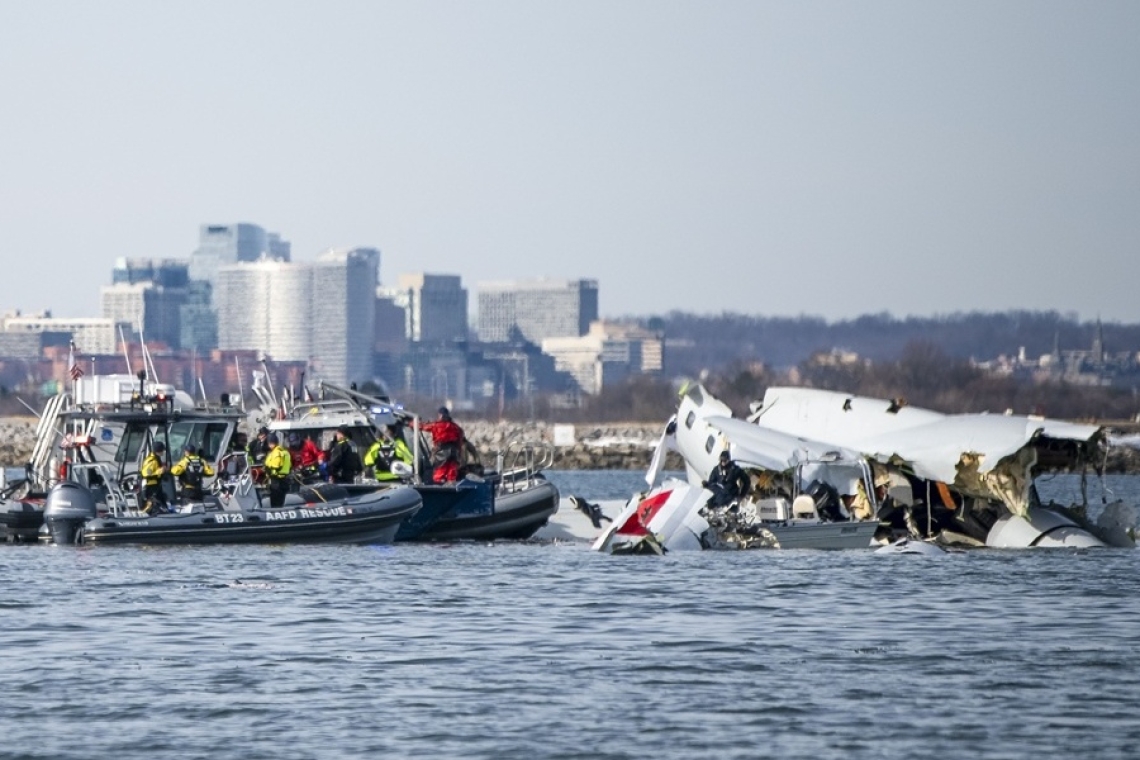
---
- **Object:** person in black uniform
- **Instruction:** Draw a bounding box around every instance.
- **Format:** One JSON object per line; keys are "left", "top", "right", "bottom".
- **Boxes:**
{"left": 325, "top": 426, "right": 362, "bottom": 484}
{"left": 702, "top": 450, "right": 751, "bottom": 508}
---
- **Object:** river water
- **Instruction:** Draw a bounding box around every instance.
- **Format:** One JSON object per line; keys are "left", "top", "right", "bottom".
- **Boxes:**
{"left": 1, "top": 471, "right": 1138, "bottom": 760}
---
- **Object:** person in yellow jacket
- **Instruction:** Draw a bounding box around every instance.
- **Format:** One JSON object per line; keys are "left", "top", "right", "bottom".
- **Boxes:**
{"left": 170, "top": 444, "right": 216, "bottom": 502}
{"left": 140, "top": 441, "right": 170, "bottom": 515}
{"left": 363, "top": 426, "right": 414, "bottom": 481}
{"left": 263, "top": 433, "right": 292, "bottom": 507}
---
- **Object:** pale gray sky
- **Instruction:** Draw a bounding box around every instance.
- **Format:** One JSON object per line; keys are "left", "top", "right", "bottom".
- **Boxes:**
{"left": 1, "top": 1, "right": 1137, "bottom": 322}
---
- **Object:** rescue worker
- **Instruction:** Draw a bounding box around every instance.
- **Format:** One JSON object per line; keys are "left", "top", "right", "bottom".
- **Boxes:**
{"left": 702, "top": 450, "right": 750, "bottom": 508}
{"left": 263, "top": 433, "right": 292, "bottom": 508}
{"left": 422, "top": 407, "right": 465, "bottom": 484}
{"left": 287, "top": 432, "right": 323, "bottom": 485}
{"left": 363, "top": 425, "right": 414, "bottom": 481}
{"left": 247, "top": 427, "right": 271, "bottom": 466}
{"left": 326, "top": 426, "right": 362, "bottom": 484}
{"left": 140, "top": 441, "right": 170, "bottom": 515}
{"left": 171, "top": 444, "right": 215, "bottom": 502}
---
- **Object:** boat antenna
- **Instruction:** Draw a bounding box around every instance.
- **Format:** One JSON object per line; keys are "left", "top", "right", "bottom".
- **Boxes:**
{"left": 118, "top": 324, "right": 133, "bottom": 375}
{"left": 260, "top": 356, "right": 279, "bottom": 409}
{"left": 136, "top": 315, "right": 159, "bottom": 386}
{"left": 192, "top": 347, "right": 205, "bottom": 403}
{"left": 234, "top": 355, "right": 246, "bottom": 412}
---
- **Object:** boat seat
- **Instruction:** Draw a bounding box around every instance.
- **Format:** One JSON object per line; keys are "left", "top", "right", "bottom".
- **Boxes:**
{"left": 791, "top": 495, "right": 818, "bottom": 520}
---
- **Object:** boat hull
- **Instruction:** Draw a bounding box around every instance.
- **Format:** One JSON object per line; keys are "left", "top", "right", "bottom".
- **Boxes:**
{"left": 1, "top": 497, "right": 46, "bottom": 543}
{"left": 762, "top": 520, "right": 879, "bottom": 550}
{"left": 71, "top": 486, "right": 421, "bottom": 546}
{"left": 415, "top": 479, "right": 560, "bottom": 541}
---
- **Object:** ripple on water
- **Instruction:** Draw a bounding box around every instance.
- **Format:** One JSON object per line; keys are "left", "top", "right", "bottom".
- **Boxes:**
{"left": 2, "top": 484, "right": 1140, "bottom": 759}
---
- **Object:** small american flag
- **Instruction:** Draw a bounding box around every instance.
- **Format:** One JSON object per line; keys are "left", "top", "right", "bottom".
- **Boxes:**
{"left": 67, "top": 340, "right": 84, "bottom": 382}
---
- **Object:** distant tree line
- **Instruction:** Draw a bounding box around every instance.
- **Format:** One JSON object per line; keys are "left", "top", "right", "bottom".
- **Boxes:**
{"left": 544, "top": 340, "right": 1139, "bottom": 424}
{"left": 485, "top": 310, "right": 1140, "bottom": 423}
{"left": 654, "top": 310, "right": 1140, "bottom": 375}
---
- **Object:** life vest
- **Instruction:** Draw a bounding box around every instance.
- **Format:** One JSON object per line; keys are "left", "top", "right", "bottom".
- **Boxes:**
{"left": 264, "top": 445, "right": 292, "bottom": 478}
{"left": 180, "top": 455, "right": 205, "bottom": 490}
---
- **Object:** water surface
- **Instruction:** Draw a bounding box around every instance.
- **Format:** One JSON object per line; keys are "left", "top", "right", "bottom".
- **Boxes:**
{"left": 1, "top": 472, "right": 1138, "bottom": 760}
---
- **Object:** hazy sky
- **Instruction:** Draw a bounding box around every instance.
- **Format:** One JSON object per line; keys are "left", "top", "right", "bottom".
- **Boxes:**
{"left": 1, "top": 1, "right": 1137, "bottom": 323}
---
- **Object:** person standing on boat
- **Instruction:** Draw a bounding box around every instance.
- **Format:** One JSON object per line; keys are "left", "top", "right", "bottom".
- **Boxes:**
{"left": 287, "top": 432, "right": 323, "bottom": 485}
{"left": 263, "top": 433, "right": 292, "bottom": 507}
{"left": 140, "top": 441, "right": 170, "bottom": 515}
{"left": 423, "top": 407, "right": 464, "bottom": 483}
{"left": 326, "top": 426, "right": 363, "bottom": 484}
{"left": 702, "top": 450, "right": 750, "bottom": 509}
{"left": 171, "top": 444, "right": 215, "bottom": 502}
{"left": 364, "top": 425, "right": 414, "bottom": 481}
{"left": 248, "top": 427, "right": 271, "bottom": 466}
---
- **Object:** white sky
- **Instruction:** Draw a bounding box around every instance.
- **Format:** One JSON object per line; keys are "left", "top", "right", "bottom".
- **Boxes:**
{"left": 1, "top": 1, "right": 1138, "bottom": 323}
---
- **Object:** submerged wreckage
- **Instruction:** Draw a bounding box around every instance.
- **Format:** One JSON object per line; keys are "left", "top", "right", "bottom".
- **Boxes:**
{"left": 593, "top": 384, "right": 1136, "bottom": 554}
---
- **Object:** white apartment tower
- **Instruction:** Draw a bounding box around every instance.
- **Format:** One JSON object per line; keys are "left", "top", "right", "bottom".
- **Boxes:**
{"left": 213, "top": 248, "right": 379, "bottom": 386}
{"left": 476, "top": 278, "right": 599, "bottom": 344}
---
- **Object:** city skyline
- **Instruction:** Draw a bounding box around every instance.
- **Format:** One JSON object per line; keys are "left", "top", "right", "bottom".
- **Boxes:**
{"left": 2, "top": 3, "right": 1138, "bottom": 323}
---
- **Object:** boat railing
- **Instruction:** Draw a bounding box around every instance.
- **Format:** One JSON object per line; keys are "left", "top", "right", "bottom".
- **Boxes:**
{"left": 495, "top": 441, "right": 554, "bottom": 493}
{"left": 213, "top": 452, "right": 262, "bottom": 510}
{"left": 29, "top": 392, "right": 70, "bottom": 488}
{"left": 65, "top": 461, "right": 142, "bottom": 517}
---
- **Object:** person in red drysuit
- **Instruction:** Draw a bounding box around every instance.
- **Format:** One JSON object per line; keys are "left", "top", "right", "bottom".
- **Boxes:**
{"left": 422, "top": 406, "right": 465, "bottom": 484}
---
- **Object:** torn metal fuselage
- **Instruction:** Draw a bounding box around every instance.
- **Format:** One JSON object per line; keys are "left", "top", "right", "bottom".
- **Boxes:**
{"left": 751, "top": 386, "right": 1128, "bottom": 548}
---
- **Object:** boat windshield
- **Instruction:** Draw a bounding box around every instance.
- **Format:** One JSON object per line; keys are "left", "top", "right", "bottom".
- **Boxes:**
{"left": 114, "top": 424, "right": 148, "bottom": 465}
{"left": 168, "top": 421, "right": 232, "bottom": 461}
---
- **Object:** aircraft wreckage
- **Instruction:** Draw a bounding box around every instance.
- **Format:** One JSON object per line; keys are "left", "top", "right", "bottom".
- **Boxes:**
{"left": 593, "top": 384, "right": 1137, "bottom": 554}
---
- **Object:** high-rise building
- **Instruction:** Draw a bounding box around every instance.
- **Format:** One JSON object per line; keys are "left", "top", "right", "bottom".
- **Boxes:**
{"left": 213, "top": 248, "right": 379, "bottom": 386}
{"left": 540, "top": 321, "right": 653, "bottom": 395}
{"left": 188, "top": 223, "right": 291, "bottom": 284}
{"left": 387, "top": 273, "right": 468, "bottom": 343}
{"left": 374, "top": 291, "right": 408, "bottom": 354}
{"left": 1, "top": 313, "right": 117, "bottom": 355}
{"left": 180, "top": 281, "right": 217, "bottom": 351}
{"left": 310, "top": 248, "right": 378, "bottom": 387}
{"left": 111, "top": 257, "right": 190, "bottom": 288}
{"left": 476, "top": 278, "right": 598, "bottom": 344}
{"left": 101, "top": 258, "right": 190, "bottom": 350}
{"left": 215, "top": 260, "right": 276, "bottom": 357}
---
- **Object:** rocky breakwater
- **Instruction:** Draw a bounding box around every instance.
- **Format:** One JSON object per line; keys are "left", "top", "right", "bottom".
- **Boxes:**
{"left": 0, "top": 417, "right": 38, "bottom": 469}
{"left": 463, "top": 420, "right": 682, "bottom": 471}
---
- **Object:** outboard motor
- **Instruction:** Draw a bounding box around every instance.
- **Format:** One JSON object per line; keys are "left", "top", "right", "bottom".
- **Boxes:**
{"left": 42, "top": 482, "right": 97, "bottom": 545}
